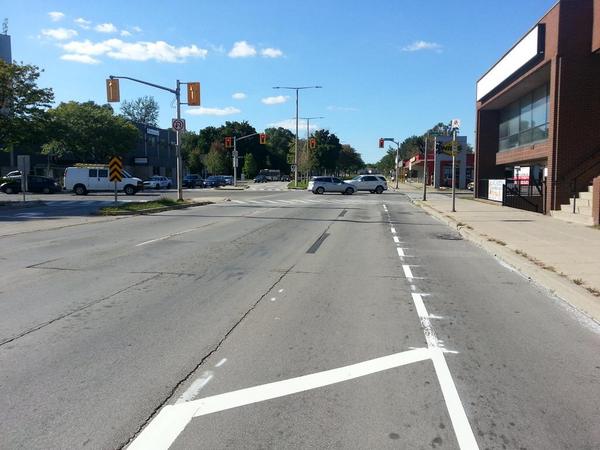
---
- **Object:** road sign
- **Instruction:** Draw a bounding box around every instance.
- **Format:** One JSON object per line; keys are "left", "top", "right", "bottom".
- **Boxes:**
{"left": 451, "top": 118, "right": 461, "bottom": 129}
{"left": 290, "top": 164, "right": 297, "bottom": 172}
{"left": 109, "top": 156, "right": 123, "bottom": 182}
{"left": 172, "top": 118, "right": 186, "bottom": 132}
{"left": 232, "top": 150, "right": 239, "bottom": 168}
{"left": 17, "top": 155, "right": 30, "bottom": 174}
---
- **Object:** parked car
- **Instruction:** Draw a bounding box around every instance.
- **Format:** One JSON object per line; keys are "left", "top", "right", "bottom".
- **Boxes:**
{"left": 281, "top": 174, "right": 291, "bottom": 182}
{"left": 346, "top": 174, "right": 388, "bottom": 194}
{"left": 204, "top": 176, "right": 226, "bottom": 188}
{"left": 183, "top": 174, "right": 203, "bottom": 188}
{"left": 1, "top": 176, "right": 61, "bottom": 194}
{"left": 221, "top": 175, "right": 234, "bottom": 185}
{"left": 4, "top": 170, "right": 22, "bottom": 179}
{"left": 467, "top": 181, "right": 475, "bottom": 191}
{"left": 64, "top": 166, "right": 143, "bottom": 195}
{"left": 143, "top": 175, "right": 172, "bottom": 189}
{"left": 308, "top": 176, "right": 356, "bottom": 195}
{"left": 254, "top": 175, "right": 268, "bottom": 183}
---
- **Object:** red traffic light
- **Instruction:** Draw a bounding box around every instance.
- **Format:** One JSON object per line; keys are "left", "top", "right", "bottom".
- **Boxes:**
{"left": 309, "top": 138, "right": 317, "bottom": 149}
{"left": 259, "top": 133, "right": 267, "bottom": 145}
{"left": 378, "top": 138, "right": 384, "bottom": 148}
{"left": 225, "top": 137, "right": 233, "bottom": 148}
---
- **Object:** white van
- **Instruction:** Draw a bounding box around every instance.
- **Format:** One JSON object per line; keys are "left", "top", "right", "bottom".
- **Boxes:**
{"left": 64, "top": 166, "right": 144, "bottom": 195}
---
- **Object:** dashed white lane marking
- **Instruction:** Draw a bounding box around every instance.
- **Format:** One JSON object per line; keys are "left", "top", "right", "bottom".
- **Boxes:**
{"left": 397, "top": 247, "right": 405, "bottom": 257}
{"left": 412, "top": 293, "right": 479, "bottom": 450}
{"left": 390, "top": 227, "right": 397, "bottom": 234}
{"left": 127, "top": 348, "right": 432, "bottom": 450}
{"left": 136, "top": 229, "right": 196, "bottom": 247}
{"left": 278, "top": 289, "right": 284, "bottom": 293}
{"left": 393, "top": 236, "right": 400, "bottom": 244}
{"left": 215, "top": 358, "right": 227, "bottom": 368}
{"left": 402, "top": 264, "right": 414, "bottom": 279}
{"left": 270, "top": 297, "right": 277, "bottom": 302}
{"left": 175, "top": 371, "right": 214, "bottom": 405}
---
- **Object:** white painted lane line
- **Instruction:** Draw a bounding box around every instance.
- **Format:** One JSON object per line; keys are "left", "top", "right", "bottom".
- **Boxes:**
{"left": 270, "top": 297, "right": 276, "bottom": 302}
{"left": 411, "top": 294, "right": 479, "bottom": 450}
{"left": 278, "top": 289, "right": 284, "bottom": 293}
{"left": 175, "top": 371, "right": 214, "bottom": 405}
{"left": 127, "top": 348, "right": 432, "bottom": 450}
{"left": 397, "top": 247, "right": 405, "bottom": 257}
{"left": 390, "top": 227, "right": 397, "bottom": 234}
{"left": 136, "top": 228, "right": 197, "bottom": 247}
{"left": 393, "top": 236, "right": 400, "bottom": 244}
{"left": 402, "top": 264, "right": 414, "bottom": 279}
{"left": 215, "top": 358, "right": 227, "bottom": 368}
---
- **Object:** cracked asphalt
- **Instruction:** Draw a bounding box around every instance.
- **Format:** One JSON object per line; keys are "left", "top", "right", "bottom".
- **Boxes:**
{"left": 0, "top": 189, "right": 599, "bottom": 449}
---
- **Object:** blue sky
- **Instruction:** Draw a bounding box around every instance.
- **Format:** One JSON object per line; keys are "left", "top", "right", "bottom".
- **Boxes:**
{"left": 4, "top": 0, "right": 556, "bottom": 163}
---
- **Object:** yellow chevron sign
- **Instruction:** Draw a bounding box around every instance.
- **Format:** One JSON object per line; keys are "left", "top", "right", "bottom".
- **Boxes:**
{"left": 109, "top": 156, "right": 123, "bottom": 182}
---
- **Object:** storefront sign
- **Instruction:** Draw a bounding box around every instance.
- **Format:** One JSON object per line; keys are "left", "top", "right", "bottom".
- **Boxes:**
{"left": 514, "top": 166, "right": 530, "bottom": 186}
{"left": 488, "top": 179, "right": 505, "bottom": 202}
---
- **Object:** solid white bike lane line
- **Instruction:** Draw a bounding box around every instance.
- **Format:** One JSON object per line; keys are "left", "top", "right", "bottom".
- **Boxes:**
{"left": 127, "top": 348, "right": 433, "bottom": 450}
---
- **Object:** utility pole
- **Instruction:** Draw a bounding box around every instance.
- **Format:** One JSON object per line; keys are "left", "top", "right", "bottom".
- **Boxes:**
{"left": 450, "top": 119, "right": 460, "bottom": 212}
{"left": 232, "top": 136, "right": 238, "bottom": 187}
{"left": 422, "top": 134, "right": 428, "bottom": 201}
{"left": 175, "top": 80, "right": 183, "bottom": 201}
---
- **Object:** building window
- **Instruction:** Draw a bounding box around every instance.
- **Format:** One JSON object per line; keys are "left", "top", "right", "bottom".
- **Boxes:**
{"left": 498, "top": 84, "right": 549, "bottom": 151}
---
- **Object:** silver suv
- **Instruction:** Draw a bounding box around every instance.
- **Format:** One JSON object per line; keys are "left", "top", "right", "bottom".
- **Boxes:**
{"left": 308, "top": 176, "right": 356, "bottom": 195}
{"left": 346, "top": 174, "right": 388, "bottom": 194}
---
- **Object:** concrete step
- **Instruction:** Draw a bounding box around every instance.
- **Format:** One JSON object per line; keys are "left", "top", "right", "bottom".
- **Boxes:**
{"left": 579, "top": 191, "right": 592, "bottom": 200}
{"left": 561, "top": 205, "right": 593, "bottom": 216}
{"left": 551, "top": 209, "right": 595, "bottom": 226}
{"left": 569, "top": 197, "right": 591, "bottom": 208}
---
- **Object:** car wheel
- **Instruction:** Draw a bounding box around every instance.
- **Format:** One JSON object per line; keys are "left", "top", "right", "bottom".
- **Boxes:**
{"left": 375, "top": 185, "right": 384, "bottom": 194}
{"left": 42, "top": 187, "right": 51, "bottom": 194}
{"left": 74, "top": 184, "right": 87, "bottom": 195}
{"left": 167, "top": 183, "right": 171, "bottom": 189}
{"left": 316, "top": 187, "right": 325, "bottom": 195}
{"left": 124, "top": 185, "right": 136, "bottom": 195}
{"left": 344, "top": 187, "right": 354, "bottom": 195}
{"left": 5, "top": 186, "right": 15, "bottom": 194}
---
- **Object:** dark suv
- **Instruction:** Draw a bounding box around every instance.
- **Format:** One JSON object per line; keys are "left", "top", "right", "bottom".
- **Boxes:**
{"left": 0, "top": 176, "right": 61, "bottom": 194}
{"left": 183, "top": 174, "right": 203, "bottom": 188}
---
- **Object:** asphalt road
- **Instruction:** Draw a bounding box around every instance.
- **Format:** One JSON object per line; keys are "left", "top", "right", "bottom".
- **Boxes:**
{"left": 0, "top": 188, "right": 598, "bottom": 449}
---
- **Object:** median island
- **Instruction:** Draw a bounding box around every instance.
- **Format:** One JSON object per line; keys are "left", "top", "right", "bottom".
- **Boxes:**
{"left": 98, "top": 198, "right": 212, "bottom": 215}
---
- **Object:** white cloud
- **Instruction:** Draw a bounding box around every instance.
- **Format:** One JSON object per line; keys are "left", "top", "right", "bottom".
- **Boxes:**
{"left": 228, "top": 41, "right": 256, "bottom": 58}
{"left": 41, "top": 28, "right": 78, "bottom": 40}
{"left": 232, "top": 92, "right": 247, "bottom": 100}
{"left": 61, "top": 38, "right": 208, "bottom": 62}
{"left": 261, "top": 47, "right": 283, "bottom": 58}
{"left": 95, "top": 23, "right": 118, "bottom": 33}
{"left": 120, "top": 30, "right": 132, "bottom": 37}
{"left": 61, "top": 54, "right": 100, "bottom": 64}
{"left": 401, "top": 40, "right": 442, "bottom": 52}
{"left": 132, "top": 26, "right": 142, "bottom": 33}
{"left": 261, "top": 95, "right": 289, "bottom": 105}
{"left": 327, "top": 105, "right": 359, "bottom": 112}
{"left": 74, "top": 18, "right": 91, "bottom": 29}
{"left": 186, "top": 106, "right": 241, "bottom": 116}
{"left": 48, "top": 12, "right": 65, "bottom": 22}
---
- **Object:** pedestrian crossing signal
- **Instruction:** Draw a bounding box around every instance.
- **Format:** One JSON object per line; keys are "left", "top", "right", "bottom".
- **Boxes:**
{"left": 309, "top": 138, "right": 317, "bottom": 149}
{"left": 187, "top": 82, "right": 201, "bottom": 106}
{"left": 225, "top": 137, "right": 233, "bottom": 148}
{"left": 106, "top": 78, "right": 120, "bottom": 103}
{"left": 379, "top": 138, "right": 384, "bottom": 148}
{"left": 259, "top": 133, "right": 267, "bottom": 145}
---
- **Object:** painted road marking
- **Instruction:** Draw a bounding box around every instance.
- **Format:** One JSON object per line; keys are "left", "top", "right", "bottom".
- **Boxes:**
{"left": 397, "top": 247, "right": 405, "bottom": 257}
{"left": 175, "top": 371, "right": 214, "bottom": 405}
{"left": 393, "top": 236, "right": 400, "bottom": 244}
{"left": 127, "top": 348, "right": 432, "bottom": 450}
{"left": 411, "top": 293, "right": 479, "bottom": 450}
{"left": 402, "top": 264, "right": 414, "bottom": 279}
{"left": 136, "top": 229, "right": 196, "bottom": 247}
{"left": 215, "top": 358, "right": 227, "bottom": 368}
{"left": 390, "top": 227, "right": 396, "bottom": 234}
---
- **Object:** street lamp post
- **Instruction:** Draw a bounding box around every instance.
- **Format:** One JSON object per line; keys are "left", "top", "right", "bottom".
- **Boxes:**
{"left": 273, "top": 86, "right": 322, "bottom": 187}
{"left": 300, "top": 116, "right": 324, "bottom": 179}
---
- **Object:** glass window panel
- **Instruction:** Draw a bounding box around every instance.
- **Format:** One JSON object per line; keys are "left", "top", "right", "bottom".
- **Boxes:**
{"left": 520, "top": 92, "right": 533, "bottom": 132}
{"left": 520, "top": 129, "right": 533, "bottom": 145}
{"left": 98, "top": 169, "right": 108, "bottom": 178}
{"left": 532, "top": 123, "right": 548, "bottom": 142}
{"left": 532, "top": 85, "right": 548, "bottom": 128}
{"left": 89, "top": 169, "right": 97, "bottom": 177}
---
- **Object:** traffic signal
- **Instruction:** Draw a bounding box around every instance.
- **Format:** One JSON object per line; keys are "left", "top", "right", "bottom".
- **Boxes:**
{"left": 106, "top": 78, "right": 120, "bottom": 102}
{"left": 259, "top": 133, "right": 267, "bottom": 144}
{"left": 187, "top": 82, "right": 201, "bottom": 106}
{"left": 379, "top": 138, "right": 384, "bottom": 148}
{"left": 435, "top": 141, "right": 443, "bottom": 153}
{"left": 309, "top": 138, "right": 317, "bottom": 149}
{"left": 225, "top": 137, "right": 233, "bottom": 148}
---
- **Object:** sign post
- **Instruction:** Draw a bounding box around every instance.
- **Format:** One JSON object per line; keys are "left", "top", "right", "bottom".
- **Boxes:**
{"left": 17, "top": 155, "right": 30, "bottom": 202}
{"left": 109, "top": 156, "right": 124, "bottom": 204}
{"left": 450, "top": 119, "right": 461, "bottom": 212}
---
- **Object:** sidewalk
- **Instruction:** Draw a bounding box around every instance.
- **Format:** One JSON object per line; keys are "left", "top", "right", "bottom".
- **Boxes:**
{"left": 392, "top": 182, "right": 600, "bottom": 322}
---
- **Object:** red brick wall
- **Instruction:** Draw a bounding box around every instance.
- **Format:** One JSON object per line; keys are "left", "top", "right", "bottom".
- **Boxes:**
{"left": 593, "top": 0, "right": 600, "bottom": 52}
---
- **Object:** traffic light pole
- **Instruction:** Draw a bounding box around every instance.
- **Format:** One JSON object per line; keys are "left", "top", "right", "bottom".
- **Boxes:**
{"left": 109, "top": 75, "right": 184, "bottom": 201}
{"left": 422, "top": 135, "right": 428, "bottom": 201}
{"left": 452, "top": 128, "right": 457, "bottom": 212}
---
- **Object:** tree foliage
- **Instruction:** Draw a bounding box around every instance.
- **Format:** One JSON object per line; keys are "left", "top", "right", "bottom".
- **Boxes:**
{"left": 0, "top": 60, "right": 54, "bottom": 150}
{"left": 205, "top": 141, "right": 228, "bottom": 175}
{"left": 242, "top": 153, "right": 258, "bottom": 179}
{"left": 337, "top": 144, "right": 365, "bottom": 175}
{"left": 120, "top": 96, "right": 159, "bottom": 126}
{"left": 42, "top": 101, "right": 138, "bottom": 163}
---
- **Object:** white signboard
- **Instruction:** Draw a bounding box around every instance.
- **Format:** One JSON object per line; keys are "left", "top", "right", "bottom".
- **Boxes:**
{"left": 171, "top": 118, "right": 186, "bottom": 131}
{"left": 488, "top": 179, "right": 505, "bottom": 202}
{"left": 477, "top": 25, "right": 542, "bottom": 101}
{"left": 513, "top": 166, "right": 530, "bottom": 186}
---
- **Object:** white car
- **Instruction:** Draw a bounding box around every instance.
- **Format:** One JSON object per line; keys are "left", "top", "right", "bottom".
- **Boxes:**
{"left": 64, "top": 166, "right": 143, "bottom": 195}
{"left": 143, "top": 176, "right": 172, "bottom": 189}
{"left": 346, "top": 174, "right": 388, "bottom": 194}
{"left": 308, "top": 176, "right": 356, "bottom": 195}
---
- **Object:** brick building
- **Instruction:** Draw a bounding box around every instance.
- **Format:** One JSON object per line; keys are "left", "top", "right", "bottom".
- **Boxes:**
{"left": 475, "top": 0, "right": 600, "bottom": 224}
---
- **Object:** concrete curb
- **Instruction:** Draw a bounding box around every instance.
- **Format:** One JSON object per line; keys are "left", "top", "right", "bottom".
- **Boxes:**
{"left": 411, "top": 197, "right": 600, "bottom": 324}
{"left": 98, "top": 201, "right": 214, "bottom": 216}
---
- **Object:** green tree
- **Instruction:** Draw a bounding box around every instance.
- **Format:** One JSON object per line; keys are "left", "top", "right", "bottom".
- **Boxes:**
{"left": 0, "top": 60, "right": 54, "bottom": 151}
{"left": 205, "top": 141, "right": 228, "bottom": 175}
{"left": 312, "top": 129, "right": 342, "bottom": 173}
{"left": 120, "top": 96, "right": 159, "bottom": 125}
{"left": 180, "top": 131, "right": 204, "bottom": 173}
{"left": 42, "top": 101, "right": 138, "bottom": 163}
{"left": 337, "top": 144, "right": 365, "bottom": 175}
{"left": 264, "top": 127, "right": 294, "bottom": 171}
{"left": 242, "top": 153, "right": 258, "bottom": 179}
